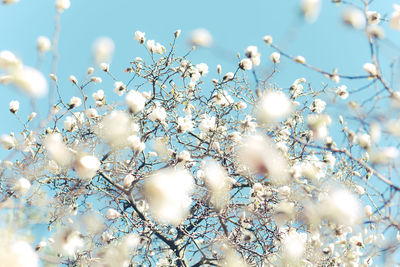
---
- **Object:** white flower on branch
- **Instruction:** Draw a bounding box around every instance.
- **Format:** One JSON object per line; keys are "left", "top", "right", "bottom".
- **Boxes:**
{"left": 363, "top": 62, "right": 378, "bottom": 76}
{"left": 199, "top": 114, "right": 216, "bottom": 133}
{"left": 106, "top": 208, "right": 122, "bottom": 220}
{"left": 37, "top": 36, "right": 51, "bottom": 52}
{"left": 144, "top": 168, "right": 194, "bottom": 225}
{"left": 74, "top": 155, "right": 100, "bottom": 180}
{"left": 44, "top": 133, "right": 74, "bottom": 167}
{"left": 113, "top": 81, "right": 126, "bottom": 96}
{"left": 9, "top": 100, "right": 19, "bottom": 114}
{"left": 270, "top": 52, "right": 280, "bottom": 64}
{"left": 126, "top": 90, "right": 146, "bottom": 114}
{"left": 134, "top": 30, "right": 146, "bottom": 44}
{"left": 149, "top": 105, "right": 167, "bottom": 122}
{"left": 177, "top": 115, "right": 194, "bottom": 133}
{"left": 0, "top": 240, "right": 39, "bottom": 267}
{"left": 69, "top": 96, "right": 82, "bottom": 109}
{"left": 239, "top": 58, "right": 252, "bottom": 70}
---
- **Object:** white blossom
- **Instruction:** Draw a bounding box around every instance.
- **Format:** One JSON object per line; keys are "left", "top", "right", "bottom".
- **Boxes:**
{"left": 343, "top": 8, "right": 366, "bottom": 29}
{"left": 69, "top": 96, "right": 82, "bottom": 108}
{"left": 74, "top": 155, "right": 100, "bottom": 180}
{"left": 310, "top": 98, "right": 326, "bottom": 113}
{"left": 37, "top": 36, "right": 51, "bottom": 52}
{"left": 196, "top": 63, "right": 208, "bottom": 76}
{"left": 14, "top": 178, "right": 31, "bottom": 195}
{"left": 270, "top": 52, "right": 280, "bottom": 63}
{"left": 149, "top": 105, "right": 167, "bottom": 122}
{"left": 126, "top": 90, "right": 146, "bottom": 114}
{"left": 93, "top": 89, "right": 105, "bottom": 101}
{"left": 336, "top": 85, "right": 349, "bottom": 99}
{"left": 199, "top": 114, "right": 216, "bottom": 133}
{"left": 239, "top": 58, "right": 252, "bottom": 70}
{"left": 177, "top": 115, "right": 194, "bottom": 133}
{"left": 134, "top": 30, "right": 146, "bottom": 44}
{"left": 9, "top": 100, "right": 19, "bottom": 114}
{"left": 363, "top": 62, "right": 378, "bottom": 76}
{"left": 106, "top": 208, "right": 121, "bottom": 220}
{"left": 144, "top": 168, "right": 194, "bottom": 225}
{"left": 113, "top": 81, "right": 126, "bottom": 96}
{"left": 367, "top": 11, "right": 381, "bottom": 25}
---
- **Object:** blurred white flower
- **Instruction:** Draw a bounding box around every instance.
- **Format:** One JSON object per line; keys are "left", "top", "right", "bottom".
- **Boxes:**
{"left": 10, "top": 66, "right": 48, "bottom": 98}
{"left": 44, "top": 133, "right": 74, "bottom": 167}
{"left": 126, "top": 90, "right": 146, "bottom": 114}
{"left": 245, "top": 46, "right": 261, "bottom": 66}
{"left": 238, "top": 135, "right": 289, "bottom": 184}
{"left": 0, "top": 134, "right": 16, "bottom": 150}
{"left": 74, "top": 155, "right": 100, "bottom": 180}
{"left": 301, "top": 0, "right": 321, "bottom": 23}
{"left": 223, "top": 72, "right": 234, "bottom": 82}
{"left": 14, "top": 178, "right": 31, "bottom": 195}
{"left": 96, "top": 111, "right": 132, "bottom": 148}
{"left": 318, "top": 187, "right": 361, "bottom": 226}
{"left": 190, "top": 28, "right": 212, "bottom": 47}
{"left": 0, "top": 240, "right": 39, "bottom": 267}
{"left": 93, "top": 37, "right": 115, "bottom": 64}
{"left": 56, "top": 0, "right": 70, "bottom": 12}
{"left": 127, "top": 135, "right": 146, "bottom": 152}
{"left": 281, "top": 229, "right": 307, "bottom": 263}
{"left": 257, "top": 91, "right": 292, "bottom": 123}
{"left": 144, "top": 168, "right": 194, "bottom": 225}
{"left": 37, "top": 36, "right": 51, "bottom": 52}
{"left": 199, "top": 114, "right": 216, "bottom": 133}
{"left": 343, "top": 8, "right": 366, "bottom": 29}
{"left": 202, "top": 161, "right": 232, "bottom": 210}
{"left": 0, "top": 50, "right": 21, "bottom": 73}
{"left": 53, "top": 228, "right": 83, "bottom": 256}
